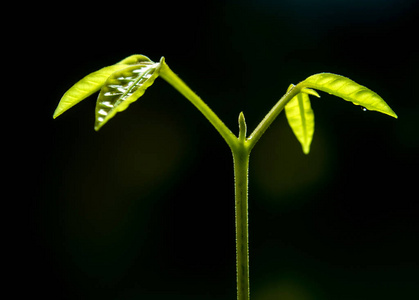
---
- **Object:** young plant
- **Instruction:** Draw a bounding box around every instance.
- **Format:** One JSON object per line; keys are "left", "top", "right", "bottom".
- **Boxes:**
{"left": 54, "top": 54, "right": 397, "bottom": 300}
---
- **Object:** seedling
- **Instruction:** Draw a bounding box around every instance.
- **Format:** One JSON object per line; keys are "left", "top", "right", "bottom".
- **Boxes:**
{"left": 54, "top": 54, "right": 397, "bottom": 300}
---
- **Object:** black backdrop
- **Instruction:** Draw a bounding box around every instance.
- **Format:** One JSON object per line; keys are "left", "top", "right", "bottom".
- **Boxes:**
{"left": 28, "top": 1, "right": 418, "bottom": 299}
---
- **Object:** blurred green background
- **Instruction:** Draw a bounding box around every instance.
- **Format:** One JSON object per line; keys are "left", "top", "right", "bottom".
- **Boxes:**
{"left": 32, "top": 0, "right": 418, "bottom": 299}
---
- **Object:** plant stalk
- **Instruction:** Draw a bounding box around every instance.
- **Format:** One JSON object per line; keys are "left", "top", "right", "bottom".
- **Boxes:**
{"left": 248, "top": 83, "right": 302, "bottom": 150}
{"left": 160, "top": 62, "right": 252, "bottom": 300}
{"left": 233, "top": 113, "right": 251, "bottom": 300}
{"left": 233, "top": 149, "right": 250, "bottom": 300}
{"left": 159, "top": 61, "right": 237, "bottom": 147}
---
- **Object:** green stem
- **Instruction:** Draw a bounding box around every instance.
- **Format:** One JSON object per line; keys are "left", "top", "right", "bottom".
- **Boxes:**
{"left": 160, "top": 63, "right": 252, "bottom": 300}
{"left": 247, "top": 83, "right": 302, "bottom": 150}
{"left": 160, "top": 61, "right": 299, "bottom": 300}
{"left": 233, "top": 113, "right": 251, "bottom": 300}
{"left": 159, "top": 61, "right": 237, "bottom": 147}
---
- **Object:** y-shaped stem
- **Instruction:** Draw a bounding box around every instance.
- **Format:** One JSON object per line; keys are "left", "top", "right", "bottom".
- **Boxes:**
{"left": 160, "top": 61, "right": 301, "bottom": 300}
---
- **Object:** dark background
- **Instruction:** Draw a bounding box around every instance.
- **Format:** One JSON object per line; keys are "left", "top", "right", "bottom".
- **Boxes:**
{"left": 28, "top": 0, "right": 418, "bottom": 299}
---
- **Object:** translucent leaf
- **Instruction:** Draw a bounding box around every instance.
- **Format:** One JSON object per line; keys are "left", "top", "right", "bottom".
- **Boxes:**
{"left": 302, "top": 73, "right": 397, "bottom": 118}
{"left": 94, "top": 59, "right": 163, "bottom": 130}
{"left": 53, "top": 55, "right": 155, "bottom": 119}
{"left": 301, "top": 88, "right": 320, "bottom": 98}
{"left": 285, "top": 84, "right": 315, "bottom": 154}
{"left": 116, "top": 54, "right": 154, "bottom": 66}
{"left": 53, "top": 64, "right": 130, "bottom": 119}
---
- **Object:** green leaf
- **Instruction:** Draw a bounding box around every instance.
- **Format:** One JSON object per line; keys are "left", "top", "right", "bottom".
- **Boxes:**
{"left": 53, "top": 55, "right": 154, "bottom": 119}
{"left": 116, "top": 54, "right": 154, "bottom": 66}
{"left": 53, "top": 64, "right": 129, "bottom": 119}
{"left": 94, "top": 58, "right": 163, "bottom": 130}
{"left": 285, "top": 84, "right": 315, "bottom": 154}
{"left": 301, "top": 87, "right": 321, "bottom": 98}
{"left": 302, "top": 73, "right": 397, "bottom": 118}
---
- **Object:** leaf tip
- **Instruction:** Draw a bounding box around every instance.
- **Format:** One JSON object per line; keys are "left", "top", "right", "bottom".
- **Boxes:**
{"left": 302, "top": 87, "right": 320, "bottom": 98}
{"left": 94, "top": 122, "right": 103, "bottom": 131}
{"left": 389, "top": 110, "right": 398, "bottom": 119}
{"left": 53, "top": 105, "right": 64, "bottom": 119}
{"left": 374, "top": 103, "right": 398, "bottom": 119}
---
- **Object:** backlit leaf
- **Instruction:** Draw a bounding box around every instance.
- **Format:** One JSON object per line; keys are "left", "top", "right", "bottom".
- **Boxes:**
{"left": 94, "top": 58, "right": 163, "bottom": 130}
{"left": 53, "top": 64, "right": 130, "bottom": 119}
{"left": 116, "top": 54, "right": 154, "bottom": 66}
{"left": 302, "top": 73, "right": 397, "bottom": 118}
{"left": 285, "top": 84, "right": 315, "bottom": 154}
{"left": 53, "top": 55, "right": 154, "bottom": 119}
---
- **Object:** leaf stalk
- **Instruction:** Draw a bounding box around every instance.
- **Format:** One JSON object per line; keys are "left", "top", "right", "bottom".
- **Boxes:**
{"left": 247, "top": 83, "right": 303, "bottom": 150}
{"left": 159, "top": 60, "right": 237, "bottom": 148}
